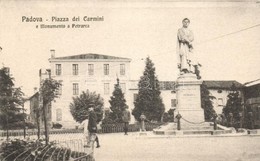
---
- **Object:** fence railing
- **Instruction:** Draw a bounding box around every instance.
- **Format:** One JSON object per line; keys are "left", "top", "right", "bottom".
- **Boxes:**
{"left": 100, "top": 122, "right": 162, "bottom": 133}
{"left": 0, "top": 122, "right": 163, "bottom": 138}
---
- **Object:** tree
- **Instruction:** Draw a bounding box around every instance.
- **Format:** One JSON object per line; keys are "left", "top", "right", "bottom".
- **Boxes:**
{"left": 132, "top": 57, "right": 165, "bottom": 122}
{"left": 70, "top": 90, "right": 104, "bottom": 123}
{"left": 0, "top": 67, "right": 24, "bottom": 139}
{"left": 222, "top": 83, "right": 242, "bottom": 125}
{"left": 107, "top": 78, "right": 128, "bottom": 123}
{"left": 40, "top": 78, "right": 61, "bottom": 144}
{"left": 200, "top": 82, "right": 216, "bottom": 121}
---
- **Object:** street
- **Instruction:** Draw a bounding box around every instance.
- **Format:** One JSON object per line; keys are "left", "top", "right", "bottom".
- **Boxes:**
{"left": 94, "top": 132, "right": 260, "bottom": 161}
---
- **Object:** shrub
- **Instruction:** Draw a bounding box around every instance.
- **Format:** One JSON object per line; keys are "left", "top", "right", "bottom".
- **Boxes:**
{"left": 7, "top": 121, "right": 36, "bottom": 130}
{"left": 52, "top": 122, "right": 62, "bottom": 129}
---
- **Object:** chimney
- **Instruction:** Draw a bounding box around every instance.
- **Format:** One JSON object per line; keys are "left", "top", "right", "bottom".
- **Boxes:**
{"left": 50, "top": 49, "right": 55, "bottom": 58}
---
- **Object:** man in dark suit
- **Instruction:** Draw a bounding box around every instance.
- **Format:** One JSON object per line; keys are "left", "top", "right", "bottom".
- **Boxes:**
{"left": 86, "top": 105, "right": 100, "bottom": 148}
{"left": 122, "top": 107, "right": 131, "bottom": 135}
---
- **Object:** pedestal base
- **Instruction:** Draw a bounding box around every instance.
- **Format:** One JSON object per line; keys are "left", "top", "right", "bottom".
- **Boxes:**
{"left": 176, "top": 73, "right": 204, "bottom": 123}
{"left": 178, "top": 109, "right": 204, "bottom": 123}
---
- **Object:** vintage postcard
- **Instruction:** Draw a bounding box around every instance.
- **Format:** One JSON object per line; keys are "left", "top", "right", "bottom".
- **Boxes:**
{"left": 0, "top": 0, "right": 260, "bottom": 161}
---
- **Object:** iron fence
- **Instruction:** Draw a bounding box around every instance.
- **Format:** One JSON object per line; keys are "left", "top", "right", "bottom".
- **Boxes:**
{"left": 0, "top": 122, "right": 162, "bottom": 139}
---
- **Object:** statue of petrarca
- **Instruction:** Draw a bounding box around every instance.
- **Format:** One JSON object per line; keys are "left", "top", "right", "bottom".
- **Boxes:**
{"left": 177, "top": 18, "right": 201, "bottom": 79}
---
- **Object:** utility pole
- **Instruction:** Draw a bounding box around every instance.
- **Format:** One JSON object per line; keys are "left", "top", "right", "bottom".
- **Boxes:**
{"left": 23, "top": 99, "right": 26, "bottom": 138}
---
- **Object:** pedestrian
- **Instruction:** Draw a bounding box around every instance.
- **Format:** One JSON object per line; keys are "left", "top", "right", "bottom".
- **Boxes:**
{"left": 122, "top": 106, "right": 131, "bottom": 135}
{"left": 86, "top": 105, "right": 100, "bottom": 148}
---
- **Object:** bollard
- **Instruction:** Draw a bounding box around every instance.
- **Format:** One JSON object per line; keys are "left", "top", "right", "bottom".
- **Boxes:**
{"left": 175, "top": 113, "right": 182, "bottom": 130}
{"left": 140, "top": 114, "right": 146, "bottom": 131}
{"left": 213, "top": 113, "right": 218, "bottom": 130}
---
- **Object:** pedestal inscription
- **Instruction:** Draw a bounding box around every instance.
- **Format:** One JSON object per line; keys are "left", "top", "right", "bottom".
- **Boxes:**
{"left": 176, "top": 74, "right": 204, "bottom": 122}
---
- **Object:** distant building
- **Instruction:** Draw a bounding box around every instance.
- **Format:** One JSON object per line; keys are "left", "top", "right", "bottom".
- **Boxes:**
{"left": 203, "top": 81, "right": 244, "bottom": 114}
{"left": 243, "top": 79, "right": 260, "bottom": 128}
{"left": 128, "top": 81, "right": 176, "bottom": 113}
{"left": 48, "top": 51, "right": 131, "bottom": 128}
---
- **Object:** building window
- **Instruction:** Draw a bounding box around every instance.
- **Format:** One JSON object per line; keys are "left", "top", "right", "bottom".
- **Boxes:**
{"left": 88, "top": 64, "right": 94, "bottom": 75}
{"left": 56, "top": 108, "right": 62, "bottom": 121}
{"left": 120, "top": 64, "right": 125, "bottom": 75}
{"left": 217, "top": 98, "right": 223, "bottom": 106}
{"left": 171, "top": 99, "right": 177, "bottom": 107}
{"left": 120, "top": 83, "right": 126, "bottom": 94}
{"left": 104, "top": 83, "right": 109, "bottom": 95}
{"left": 73, "top": 83, "right": 79, "bottom": 95}
{"left": 104, "top": 64, "right": 109, "bottom": 75}
{"left": 72, "top": 64, "right": 78, "bottom": 75}
{"left": 55, "top": 64, "right": 61, "bottom": 75}
{"left": 133, "top": 93, "right": 138, "bottom": 102}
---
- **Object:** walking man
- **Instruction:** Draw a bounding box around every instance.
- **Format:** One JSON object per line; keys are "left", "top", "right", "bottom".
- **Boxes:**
{"left": 87, "top": 105, "right": 100, "bottom": 148}
{"left": 122, "top": 106, "right": 131, "bottom": 135}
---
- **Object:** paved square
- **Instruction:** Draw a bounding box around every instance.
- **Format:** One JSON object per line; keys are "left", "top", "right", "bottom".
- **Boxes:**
{"left": 94, "top": 132, "right": 260, "bottom": 161}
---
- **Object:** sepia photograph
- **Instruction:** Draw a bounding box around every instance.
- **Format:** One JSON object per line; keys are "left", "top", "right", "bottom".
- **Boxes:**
{"left": 0, "top": 0, "right": 260, "bottom": 160}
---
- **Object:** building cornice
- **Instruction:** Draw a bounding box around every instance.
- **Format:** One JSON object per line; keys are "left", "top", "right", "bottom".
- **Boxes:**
{"left": 49, "top": 58, "right": 131, "bottom": 63}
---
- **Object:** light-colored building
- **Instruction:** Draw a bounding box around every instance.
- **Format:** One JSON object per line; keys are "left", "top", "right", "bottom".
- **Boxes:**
{"left": 128, "top": 81, "right": 176, "bottom": 112}
{"left": 203, "top": 81, "right": 244, "bottom": 115}
{"left": 48, "top": 51, "right": 131, "bottom": 128}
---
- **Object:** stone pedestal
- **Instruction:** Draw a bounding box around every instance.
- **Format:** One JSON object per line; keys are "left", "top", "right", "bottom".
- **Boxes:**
{"left": 176, "top": 73, "right": 204, "bottom": 123}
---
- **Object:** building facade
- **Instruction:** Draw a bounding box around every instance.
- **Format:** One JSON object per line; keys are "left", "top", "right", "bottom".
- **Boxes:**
{"left": 203, "top": 81, "right": 244, "bottom": 115}
{"left": 244, "top": 79, "right": 260, "bottom": 128}
{"left": 48, "top": 51, "right": 131, "bottom": 128}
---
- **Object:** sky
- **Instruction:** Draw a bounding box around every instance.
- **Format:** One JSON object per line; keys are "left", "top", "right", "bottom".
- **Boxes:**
{"left": 0, "top": 0, "right": 260, "bottom": 97}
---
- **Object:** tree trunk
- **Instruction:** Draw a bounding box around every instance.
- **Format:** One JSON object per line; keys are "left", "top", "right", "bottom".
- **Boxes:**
{"left": 36, "top": 111, "right": 40, "bottom": 140}
{"left": 42, "top": 105, "right": 49, "bottom": 144}
{"left": 6, "top": 116, "right": 9, "bottom": 140}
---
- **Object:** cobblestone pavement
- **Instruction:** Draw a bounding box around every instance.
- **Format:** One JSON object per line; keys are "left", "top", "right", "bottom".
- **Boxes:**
{"left": 94, "top": 132, "right": 260, "bottom": 161}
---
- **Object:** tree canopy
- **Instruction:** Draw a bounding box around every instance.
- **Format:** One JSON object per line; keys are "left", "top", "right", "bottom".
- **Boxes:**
{"left": 200, "top": 82, "right": 216, "bottom": 121}
{"left": 222, "top": 83, "right": 242, "bottom": 123}
{"left": 0, "top": 67, "right": 24, "bottom": 131}
{"left": 39, "top": 78, "right": 61, "bottom": 144}
{"left": 104, "top": 78, "right": 128, "bottom": 123}
{"left": 132, "top": 57, "right": 165, "bottom": 122}
{"left": 70, "top": 90, "right": 104, "bottom": 123}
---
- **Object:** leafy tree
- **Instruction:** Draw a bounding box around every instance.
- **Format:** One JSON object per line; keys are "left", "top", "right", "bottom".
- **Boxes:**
{"left": 132, "top": 57, "right": 165, "bottom": 122}
{"left": 101, "top": 109, "right": 115, "bottom": 124}
{"left": 40, "top": 78, "right": 61, "bottom": 144}
{"left": 70, "top": 90, "right": 104, "bottom": 123}
{"left": 0, "top": 67, "right": 24, "bottom": 139}
{"left": 201, "top": 82, "right": 216, "bottom": 121}
{"left": 222, "top": 83, "right": 242, "bottom": 124}
{"left": 107, "top": 78, "right": 128, "bottom": 123}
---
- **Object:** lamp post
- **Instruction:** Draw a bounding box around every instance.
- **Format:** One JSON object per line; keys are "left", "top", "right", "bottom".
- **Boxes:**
{"left": 23, "top": 100, "right": 26, "bottom": 138}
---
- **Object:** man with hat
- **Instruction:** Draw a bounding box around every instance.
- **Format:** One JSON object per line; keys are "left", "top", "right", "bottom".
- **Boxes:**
{"left": 86, "top": 103, "right": 100, "bottom": 148}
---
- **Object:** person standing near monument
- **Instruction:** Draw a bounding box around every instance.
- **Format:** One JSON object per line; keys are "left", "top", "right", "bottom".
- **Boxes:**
{"left": 122, "top": 106, "right": 131, "bottom": 135}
